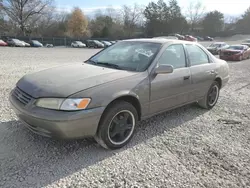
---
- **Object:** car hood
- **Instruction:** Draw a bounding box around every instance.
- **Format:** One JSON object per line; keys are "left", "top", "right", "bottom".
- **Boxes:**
{"left": 207, "top": 47, "right": 217, "bottom": 50}
{"left": 16, "top": 63, "right": 138, "bottom": 98}
{"left": 221, "top": 49, "right": 242, "bottom": 53}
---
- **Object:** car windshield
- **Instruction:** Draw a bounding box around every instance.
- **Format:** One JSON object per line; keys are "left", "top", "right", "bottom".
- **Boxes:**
{"left": 87, "top": 41, "right": 161, "bottom": 72}
{"left": 75, "top": 41, "right": 83, "bottom": 44}
{"left": 32, "top": 40, "right": 41, "bottom": 44}
{"left": 227, "top": 45, "right": 244, "bottom": 50}
{"left": 209, "top": 43, "right": 222, "bottom": 47}
{"left": 93, "top": 40, "right": 102, "bottom": 45}
{"left": 13, "top": 39, "right": 20, "bottom": 42}
{"left": 103, "top": 41, "right": 111, "bottom": 45}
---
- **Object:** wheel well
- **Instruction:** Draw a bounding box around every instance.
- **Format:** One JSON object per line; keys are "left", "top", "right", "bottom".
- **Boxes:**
{"left": 105, "top": 96, "right": 142, "bottom": 120}
{"left": 215, "top": 77, "right": 222, "bottom": 88}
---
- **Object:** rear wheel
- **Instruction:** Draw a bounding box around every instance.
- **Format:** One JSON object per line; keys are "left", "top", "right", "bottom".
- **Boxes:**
{"left": 198, "top": 81, "right": 220, "bottom": 109}
{"left": 95, "top": 101, "right": 138, "bottom": 150}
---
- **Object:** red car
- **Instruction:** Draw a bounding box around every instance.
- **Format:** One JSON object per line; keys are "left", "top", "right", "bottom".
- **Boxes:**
{"left": 185, "top": 35, "right": 198, "bottom": 42}
{"left": 220, "top": 45, "right": 250, "bottom": 61}
{"left": 0, "top": 39, "right": 8, "bottom": 46}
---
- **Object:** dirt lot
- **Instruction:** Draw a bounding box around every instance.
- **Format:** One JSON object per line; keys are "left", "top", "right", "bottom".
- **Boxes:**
{"left": 0, "top": 43, "right": 250, "bottom": 188}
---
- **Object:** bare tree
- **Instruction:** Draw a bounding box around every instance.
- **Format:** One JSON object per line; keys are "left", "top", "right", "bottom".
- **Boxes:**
{"left": 120, "top": 3, "right": 144, "bottom": 37}
{"left": 1, "top": 0, "right": 54, "bottom": 35}
{"left": 186, "top": 0, "right": 205, "bottom": 32}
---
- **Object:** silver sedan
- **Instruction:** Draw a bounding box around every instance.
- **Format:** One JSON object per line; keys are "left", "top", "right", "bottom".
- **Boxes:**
{"left": 9, "top": 39, "right": 229, "bottom": 149}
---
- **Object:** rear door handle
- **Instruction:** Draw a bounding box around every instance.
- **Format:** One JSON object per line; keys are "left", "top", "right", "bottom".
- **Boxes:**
{"left": 183, "top": 76, "right": 190, "bottom": 80}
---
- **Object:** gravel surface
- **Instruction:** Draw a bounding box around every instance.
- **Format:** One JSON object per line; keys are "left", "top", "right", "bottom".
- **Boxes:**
{"left": 0, "top": 45, "right": 250, "bottom": 188}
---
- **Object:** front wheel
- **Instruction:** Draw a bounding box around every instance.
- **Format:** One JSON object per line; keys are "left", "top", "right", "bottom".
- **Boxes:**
{"left": 95, "top": 101, "right": 138, "bottom": 150}
{"left": 198, "top": 81, "right": 220, "bottom": 109}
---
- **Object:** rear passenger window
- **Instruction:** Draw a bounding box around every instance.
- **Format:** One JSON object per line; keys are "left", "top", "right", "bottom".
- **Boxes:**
{"left": 186, "top": 44, "right": 209, "bottom": 66}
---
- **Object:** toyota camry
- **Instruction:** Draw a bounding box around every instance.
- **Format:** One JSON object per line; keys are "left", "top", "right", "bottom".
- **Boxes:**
{"left": 9, "top": 39, "right": 229, "bottom": 150}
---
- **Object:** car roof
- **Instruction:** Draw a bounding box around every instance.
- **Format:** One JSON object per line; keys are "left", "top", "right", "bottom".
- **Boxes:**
{"left": 123, "top": 38, "right": 194, "bottom": 44}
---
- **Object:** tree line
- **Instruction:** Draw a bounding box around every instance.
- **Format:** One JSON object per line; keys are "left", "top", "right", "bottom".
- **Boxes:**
{"left": 0, "top": 0, "right": 250, "bottom": 39}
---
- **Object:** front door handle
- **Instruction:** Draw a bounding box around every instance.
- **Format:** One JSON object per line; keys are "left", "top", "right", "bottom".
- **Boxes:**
{"left": 183, "top": 76, "right": 190, "bottom": 80}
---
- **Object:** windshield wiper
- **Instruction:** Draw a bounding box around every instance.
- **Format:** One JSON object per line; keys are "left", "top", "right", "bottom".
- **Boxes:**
{"left": 95, "top": 62, "right": 123, "bottom": 70}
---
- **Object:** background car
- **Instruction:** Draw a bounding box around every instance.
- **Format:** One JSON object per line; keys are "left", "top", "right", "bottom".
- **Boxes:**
{"left": 0, "top": 39, "right": 8, "bottom": 46}
{"left": 6, "top": 38, "right": 25, "bottom": 47}
{"left": 153, "top": 36, "right": 179, "bottom": 40}
{"left": 204, "top": 36, "right": 214, "bottom": 41}
{"left": 207, "top": 42, "right": 230, "bottom": 55}
{"left": 220, "top": 45, "right": 250, "bottom": 61}
{"left": 195, "top": 36, "right": 204, "bottom": 41}
{"left": 29, "top": 40, "right": 43, "bottom": 47}
{"left": 20, "top": 40, "right": 31, "bottom": 47}
{"left": 101, "top": 41, "right": 112, "bottom": 48}
{"left": 110, "top": 41, "right": 117, "bottom": 44}
{"left": 45, "top": 44, "right": 54, "bottom": 48}
{"left": 85, "top": 40, "right": 104, "bottom": 48}
{"left": 71, "top": 41, "right": 86, "bottom": 48}
{"left": 185, "top": 35, "right": 198, "bottom": 42}
{"left": 241, "top": 39, "right": 250, "bottom": 47}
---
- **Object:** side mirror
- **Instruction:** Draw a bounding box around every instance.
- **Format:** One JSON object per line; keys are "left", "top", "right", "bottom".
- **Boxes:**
{"left": 155, "top": 64, "right": 174, "bottom": 74}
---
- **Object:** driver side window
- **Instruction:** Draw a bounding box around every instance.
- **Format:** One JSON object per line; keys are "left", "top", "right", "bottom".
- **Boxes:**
{"left": 158, "top": 44, "right": 186, "bottom": 69}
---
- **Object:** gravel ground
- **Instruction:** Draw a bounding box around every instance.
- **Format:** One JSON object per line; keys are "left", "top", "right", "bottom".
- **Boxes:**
{"left": 0, "top": 44, "right": 250, "bottom": 188}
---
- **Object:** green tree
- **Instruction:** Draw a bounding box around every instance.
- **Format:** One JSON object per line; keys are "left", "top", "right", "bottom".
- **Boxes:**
{"left": 144, "top": 0, "right": 187, "bottom": 36}
{"left": 236, "top": 7, "right": 250, "bottom": 34}
{"left": 202, "top": 11, "right": 224, "bottom": 36}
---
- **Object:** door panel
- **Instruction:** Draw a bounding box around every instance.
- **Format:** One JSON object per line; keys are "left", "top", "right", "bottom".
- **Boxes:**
{"left": 150, "top": 68, "right": 192, "bottom": 114}
{"left": 185, "top": 44, "right": 218, "bottom": 100}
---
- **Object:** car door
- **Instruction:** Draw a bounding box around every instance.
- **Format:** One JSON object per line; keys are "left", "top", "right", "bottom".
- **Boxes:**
{"left": 149, "top": 44, "right": 192, "bottom": 114}
{"left": 185, "top": 44, "right": 218, "bottom": 101}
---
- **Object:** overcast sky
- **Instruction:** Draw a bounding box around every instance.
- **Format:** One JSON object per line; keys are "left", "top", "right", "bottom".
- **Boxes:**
{"left": 56, "top": 0, "right": 249, "bottom": 16}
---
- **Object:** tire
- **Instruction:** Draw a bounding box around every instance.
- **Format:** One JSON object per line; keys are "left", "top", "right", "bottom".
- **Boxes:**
{"left": 94, "top": 101, "right": 138, "bottom": 150}
{"left": 198, "top": 81, "right": 220, "bottom": 110}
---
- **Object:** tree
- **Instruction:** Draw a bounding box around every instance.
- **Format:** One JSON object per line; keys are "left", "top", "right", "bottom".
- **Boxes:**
{"left": 236, "top": 7, "right": 250, "bottom": 34}
{"left": 186, "top": 0, "right": 205, "bottom": 32}
{"left": 1, "top": 0, "right": 54, "bottom": 35}
{"left": 67, "top": 7, "right": 89, "bottom": 38}
{"left": 202, "top": 11, "right": 224, "bottom": 36}
{"left": 144, "top": 0, "right": 187, "bottom": 36}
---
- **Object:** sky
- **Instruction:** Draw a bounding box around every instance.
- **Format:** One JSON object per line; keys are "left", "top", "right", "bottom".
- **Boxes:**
{"left": 56, "top": 0, "right": 249, "bottom": 16}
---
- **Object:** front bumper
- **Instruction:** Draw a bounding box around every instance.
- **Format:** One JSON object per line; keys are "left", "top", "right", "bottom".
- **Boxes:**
{"left": 9, "top": 91, "right": 105, "bottom": 139}
{"left": 220, "top": 53, "right": 241, "bottom": 61}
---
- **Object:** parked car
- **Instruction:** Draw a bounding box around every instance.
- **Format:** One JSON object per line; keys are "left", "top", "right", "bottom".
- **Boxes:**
{"left": 241, "top": 39, "right": 250, "bottom": 47}
{"left": 185, "top": 35, "right": 198, "bottom": 42}
{"left": 195, "top": 36, "right": 204, "bottom": 41}
{"left": 101, "top": 41, "right": 112, "bottom": 48}
{"left": 169, "top": 34, "right": 185, "bottom": 40}
{"left": 153, "top": 36, "right": 179, "bottom": 40}
{"left": 85, "top": 40, "right": 104, "bottom": 48}
{"left": 204, "top": 36, "right": 214, "bottom": 41}
{"left": 0, "top": 39, "right": 8, "bottom": 46}
{"left": 9, "top": 38, "right": 229, "bottom": 150}
{"left": 207, "top": 42, "right": 230, "bottom": 55}
{"left": 220, "top": 45, "right": 250, "bottom": 61}
{"left": 20, "top": 40, "right": 31, "bottom": 47}
{"left": 6, "top": 38, "right": 25, "bottom": 47}
{"left": 110, "top": 41, "right": 117, "bottom": 44}
{"left": 45, "top": 44, "right": 54, "bottom": 48}
{"left": 71, "top": 41, "right": 86, "bottom": 48}
{"left": 29, "top": 40, "right": 43, "bottom": 47}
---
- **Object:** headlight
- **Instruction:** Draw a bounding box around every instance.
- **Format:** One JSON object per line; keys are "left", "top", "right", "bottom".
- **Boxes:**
{"left": 35, "top": 98, "right": 91, "bottom": 111}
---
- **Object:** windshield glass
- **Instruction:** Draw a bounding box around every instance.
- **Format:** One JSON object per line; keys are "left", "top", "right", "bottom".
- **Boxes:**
{"left": 13, "top": 39, "right": 20, "bottom": 42}
{"left": 88, "top": 41, "right": 161, "bottom": 72}
{"left": 227, "top": 45, "right": 244, "bottom": 50}
{"left": 76, "top": 41, "right": 83, "bottom": 44}
{"left": 32, "top": 40, "right": 41, "bottom": 44}
{"left": 94, "top": 40, "right": 102, "bottom": 45}
{"left": 209, "top": 43, "right": 221, "bottom": 47}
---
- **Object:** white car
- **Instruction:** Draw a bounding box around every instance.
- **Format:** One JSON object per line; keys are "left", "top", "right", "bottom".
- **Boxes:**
{"left": 20, "top": 40, "right": 31, "bottom": 47}
{"left": 71, "top": 41, "right": 86, "bottom": 48}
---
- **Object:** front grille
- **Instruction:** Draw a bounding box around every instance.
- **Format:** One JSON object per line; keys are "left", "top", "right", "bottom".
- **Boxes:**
{"left": 223, "top": 51, "right": 239, "bottom": 56}
{"left": 12, "top": 87, "right": 32, "bottom": 105}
